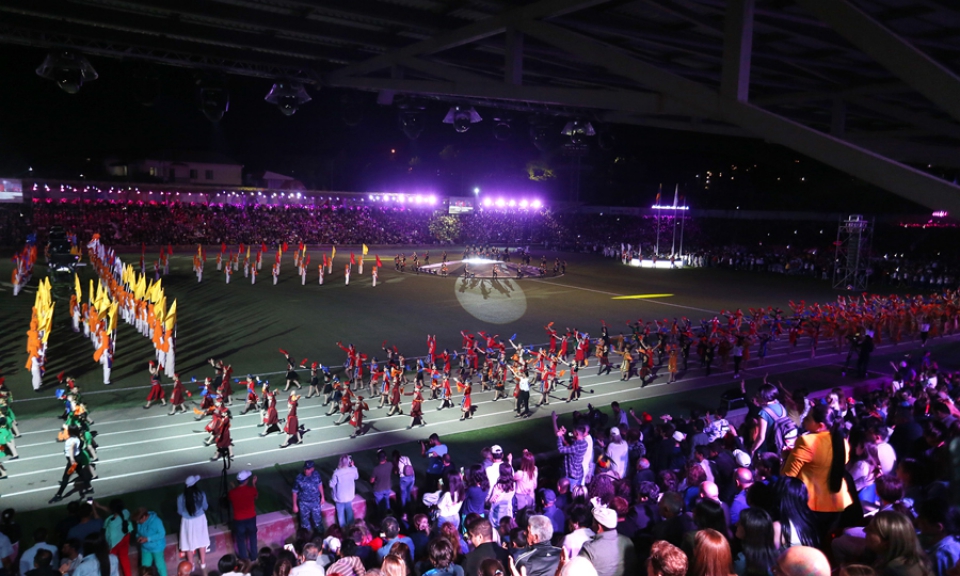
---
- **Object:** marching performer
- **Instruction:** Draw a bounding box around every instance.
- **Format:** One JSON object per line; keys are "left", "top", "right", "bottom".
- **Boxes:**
{"left": 372, "top": 265, "right": 378, "bottom": 287}
{"left": 318, "top": 263, "right": 324, "bottom": 285}
{"left": 348, "top": 396, "right": 368, "bottom": 438}
{"left": 305, "top": 363, "right": 321, "bottom": 399}
{"left": 143, "top": 361, "right": 166, "bottom": 409}
{"left": 406, "top": 383, "right": 426, "bottom": 429}
{"left": 240, "top": 376, "right": 259, "bottom": 414}
{"left": 459, "top": 380, "right": 473, "bottom": 421}
{"left": 333, "top": 387, "right": 354, "bottom": 425}
{"left": 258, "top": 384, "right": 281, "bottom": 437}
{"left": 279, "top": 349, "right": 302, "bottom": 391}
{"left": 210, "top": 409, "right": 233, "bottom": 464}
{"left": 386, "top": 379, "right": 403, "bottom": 416}
{"left": 344, "top": 263, "right": 350, "bottom": 286}
{"left": 437, "top": 376, "right": 454, "bottom": 410}
{"left": 279, "top": 393, "right": 306, "bottom": 448}
{"left": 225, "top": 262, "right": 232, "bottom": 284}
{"left": 169, "top": 373, "right": 188, "bottom": 415}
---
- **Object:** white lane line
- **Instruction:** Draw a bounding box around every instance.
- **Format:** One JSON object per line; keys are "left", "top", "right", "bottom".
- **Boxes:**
{"left": 0, "top": 352, "right": 839, "bottom": 499}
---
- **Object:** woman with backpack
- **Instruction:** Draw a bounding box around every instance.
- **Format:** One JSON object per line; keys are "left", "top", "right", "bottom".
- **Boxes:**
{"left": 94, "top": 499, "right": 132, "bottom": 576}
{"left": 751, "top": 383, "right": 797, "bottom": 456}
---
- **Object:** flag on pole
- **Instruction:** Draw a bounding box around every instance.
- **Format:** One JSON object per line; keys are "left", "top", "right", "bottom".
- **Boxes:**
{"left": 375, "top": 254, "right": 382, "bottom": 267}
{"left": 673, "top": 184, "right": 679, "bottom": 207}
{"left": 74, "top": 274, "right": 82, "bottom": 300}
{"left": 331, "top": 246, "right": 336, "bottom": 261}
{"left": 350, "top": 253, "right": 356, "bottom": 265}
{"left": 362, "top": 244, "right": 369, "bottom": 255}
{"left": 655, "top": 184, "right": 661, "bottom": 204}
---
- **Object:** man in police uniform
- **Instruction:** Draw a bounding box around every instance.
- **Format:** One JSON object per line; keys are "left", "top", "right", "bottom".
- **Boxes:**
{"left": 292, "top": 460, "right": 327, "bottom": 533}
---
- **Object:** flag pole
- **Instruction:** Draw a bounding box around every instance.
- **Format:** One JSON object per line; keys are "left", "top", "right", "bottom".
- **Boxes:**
{"left": 679, "top": 196, "right": 686, "bottom": 262}
{"left": 655, "top": 184, "right": 662, "bottom": 257}
{"left": 671, "top": 184, "right": 678, "bottom": 257}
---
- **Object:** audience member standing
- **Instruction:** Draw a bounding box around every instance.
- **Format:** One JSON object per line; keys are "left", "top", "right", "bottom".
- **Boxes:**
{"left": 177, "top": 475, "right": 210, "bottom": 571}
{"left": 228, "top": 470, "right": 259, "bottom": 562}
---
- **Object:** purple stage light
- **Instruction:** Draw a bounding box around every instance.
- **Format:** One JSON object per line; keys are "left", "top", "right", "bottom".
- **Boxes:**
{"left": 428, "top": 195, "right": 437, "bottom": 205}
{"left": 531, "top": 199, "right": 542, "bottom": 209}
{"left": 495, "top": 198, "right": 506, "bottom": 208}
{"left": 483, "top": 197, "right": 493, "bottom": 207}
{"left": 519, "top": 199, "right": 529, "bottom": 208}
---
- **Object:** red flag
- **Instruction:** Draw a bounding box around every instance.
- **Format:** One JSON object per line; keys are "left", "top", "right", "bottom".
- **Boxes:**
{"left": 323, "top": 254, "right": 328, "bottom": 267}
{"left": 168, "top": 245, "right": 173, "bottom": 255}
{"left": 375, "top": 255, "right": 382, "bottom": 267}
{"left": 282, "top": 242, "right": 289, "bottom": 252}
{"left": 350, "top": 253, "right": 356, "bottom": 265}
{"left": 239, "top": 243, "right": 245, "bottom": 254}
{"left": 221, "top": 243, "right": 227, "bottom": 253}
{"left": 261, "top": 243, "right": 267, "bottom": 253}
{"left": 304, "top": 255, "right": 310, "bottom": 266}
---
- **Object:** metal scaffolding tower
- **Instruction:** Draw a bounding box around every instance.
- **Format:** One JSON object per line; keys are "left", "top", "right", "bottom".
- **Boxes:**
{"left": 832, "top": 214, "right": 872, "bottom": 290}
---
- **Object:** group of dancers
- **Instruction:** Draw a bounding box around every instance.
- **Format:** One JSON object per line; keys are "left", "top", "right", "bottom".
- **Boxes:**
{"left": 110, "top": 289, "right": 960, "bottom": 473}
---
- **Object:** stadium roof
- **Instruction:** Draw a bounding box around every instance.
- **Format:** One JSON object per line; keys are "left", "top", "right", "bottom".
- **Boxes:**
{"left": 3, "top": 0, "right": 960, "bottom": 212}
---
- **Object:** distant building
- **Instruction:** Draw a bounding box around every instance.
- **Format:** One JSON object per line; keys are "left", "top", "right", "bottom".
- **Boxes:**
{"left": 245, "top": 170, "right": 306, "bottom": 190}
{"left": 105, "top": 151, "right": 243, "bottom": 186}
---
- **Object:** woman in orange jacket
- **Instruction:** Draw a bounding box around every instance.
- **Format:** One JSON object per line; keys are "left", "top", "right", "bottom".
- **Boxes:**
{"left": 782, "top": 403, "right": 852, "bottom": 538}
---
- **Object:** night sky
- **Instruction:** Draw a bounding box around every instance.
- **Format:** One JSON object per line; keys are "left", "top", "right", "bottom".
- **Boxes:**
{"left": 0, "top": 44, "right": 930, "bottom": 213}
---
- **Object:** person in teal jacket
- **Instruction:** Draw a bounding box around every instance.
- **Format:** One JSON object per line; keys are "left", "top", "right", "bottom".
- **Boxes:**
{"left": 133, "top": 508, "right": 167, "bottom": 576}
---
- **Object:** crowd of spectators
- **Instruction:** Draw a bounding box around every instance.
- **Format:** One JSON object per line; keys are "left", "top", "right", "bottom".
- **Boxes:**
{"left": 7, "top": 202, "right": 960, "bottom": 288}
{"left": 17, "top": 346, "right": 959, "bottom": 576}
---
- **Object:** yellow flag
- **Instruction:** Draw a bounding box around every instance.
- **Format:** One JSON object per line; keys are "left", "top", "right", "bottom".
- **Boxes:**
{"left": 135, "top": 275, "right": 146, "bottom": 301}
{"left": 75, "top": 274, "right": 82, "bottom": 300}
{"left": 331, "top": 246, "right": 336, "bottom": 261}
{"left": 89, "top": 279, "right": 95, "bottom": 305}
{"left": 108, "top": 301, "right": 119, "bottom": 332}
{"left": 150, "top": 278, "right": 162, "bottom": 303}
{"left": 165, "top": 299, "right": 177, "bottom": 332}
{"left": 40, "top": 302, "right": 55, "bottom": 343}
{"left": 246, "top": 245, "right": 251, "bottom": 260}
{"left": 156, "top": 296, "right": 166, "bottom": 326}
{"left": 362, "top": 244, "right": 369, "bottom": 256}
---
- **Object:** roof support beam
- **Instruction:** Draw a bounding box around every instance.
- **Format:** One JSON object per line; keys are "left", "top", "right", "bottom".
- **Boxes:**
{"left": 504, "top": 28, "right": 524, "bottom": 85}
{"left": 720, "top": 0, "right": 754, "bottom": 102}
{"left": 795, "top": 0, "right": 960, "bottom": 123}
{"left": 325, "top": 76, "right": 696, "bottom": 116}
{"left": 326, "top": 0, "right": 614, "bottom": 81}
{"left": 514, "top": 19, "right": 960, "bottom": 214}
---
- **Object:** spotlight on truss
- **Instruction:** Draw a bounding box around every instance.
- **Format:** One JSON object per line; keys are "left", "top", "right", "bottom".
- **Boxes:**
{"left": 443, "top": 105, "right": 482, "bottom": 133}
{"left": 398, "top": 109, "right": 425, "bottom": 140}
{"left": 265, "top": 81, "right": 312, "bottom": 116}
{"left": 36, "top": 51, "right": 98, "bottom": 94}
{"left": 529, "top": 117, "right": 557, "bottom": 152}
{"left": 196, "top": 73, "right": 230, "bottom": 122}
{"left": 492, "top": 116, "right": 512, "bottom": 141}
{"left": 562, "top": 119, "right": 596, "bottom": 145}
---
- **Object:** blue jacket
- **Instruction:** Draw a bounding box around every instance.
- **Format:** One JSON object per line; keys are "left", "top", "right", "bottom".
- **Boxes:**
{"left": 137, "top": 512, "right": 166, "bottom": 553}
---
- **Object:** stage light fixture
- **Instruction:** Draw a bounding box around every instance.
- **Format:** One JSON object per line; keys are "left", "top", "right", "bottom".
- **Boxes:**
{"left": 36, "top": 51, "right": 98, "bottom": 94}
{"left": 528, "top": 118, "right": 556, "bottom": 152}
{"left": 492, "top": 117, "right": 512, "bottom": 141}
{"left": 483, "top": 198, "right": 493, "bottom": 207}
{"left": 531, "top": 199, "right": 542, "bottom": 209}
{"left": 519, "top": 200, "right": 529, "bottom": 208}
{"left": 398, "top": 110, "right": 425, "bottom": 140}
{"left": 264, "top": 81, "right": 311, "bottom": 116}
{"left": 196, "top": 73, "right": 230, "bottom": 122}
{"left": 443, "top": 105, "right": 482, "bottom": 133}
{"left": 562, "top": 119, "right": 595, "bottom": 145}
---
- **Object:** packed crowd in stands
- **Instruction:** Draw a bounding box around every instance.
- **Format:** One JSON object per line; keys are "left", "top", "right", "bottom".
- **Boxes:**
{"left": 12, "top": 343, "right": 959, "bottom": 576}
{"left": 12, "top": 201, "right": 956, "bottom": 288}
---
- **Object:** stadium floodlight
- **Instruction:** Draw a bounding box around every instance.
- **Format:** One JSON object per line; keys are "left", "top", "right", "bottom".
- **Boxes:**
{"left": 483, "top": 197, "right": 493, "bottom": 207}
{"left": 264, "top": 81, "right": 312, "bottom": 116}
{"left": 196, "top": 73, "right": 230, "bottom": 122}
{"left": 36, "top": 51, "right": 98, "bottom": 94}
{"left": 519, "top": 200, "right": 529, "bottom": 208}
{"left": 562, "top": 119, "right": 596, "bottom": 145}
{"left": 531, "top": 199, "right": 542, "bottom": 209}
{"left": 495, "top": 198, "right": 506, "bottom": 208}
{"left": 443, "top": 105, "right": 482, "bottom": 133}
